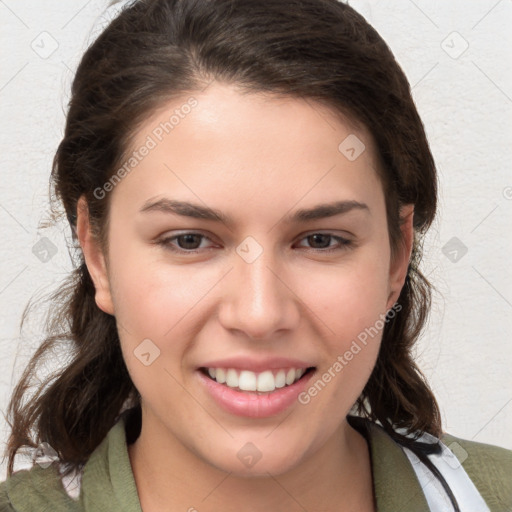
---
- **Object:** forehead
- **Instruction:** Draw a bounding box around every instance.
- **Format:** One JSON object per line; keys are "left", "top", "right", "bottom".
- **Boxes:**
{"left": 110, "top": 82, "right": 384, "bottom": 220}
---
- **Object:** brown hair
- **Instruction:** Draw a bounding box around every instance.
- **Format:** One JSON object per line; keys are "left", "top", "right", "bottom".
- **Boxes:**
{"left": 5, "top": 0, "right": 442, "bottom": 488}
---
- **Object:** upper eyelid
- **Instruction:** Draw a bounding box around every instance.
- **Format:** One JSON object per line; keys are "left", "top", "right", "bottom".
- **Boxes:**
{"left": 159, "top": 231, "right": 217, "bottom": 245}
{"left": 159, "top": 229, "right": 352, "bottom": 239}
{"left": 159, "top": 230, "right": 352, "bottom": 248}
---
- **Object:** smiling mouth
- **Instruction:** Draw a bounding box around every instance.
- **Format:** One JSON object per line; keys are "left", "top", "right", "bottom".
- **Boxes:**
{"left": 199, "top": 366, "right": 316, "bottom": 394}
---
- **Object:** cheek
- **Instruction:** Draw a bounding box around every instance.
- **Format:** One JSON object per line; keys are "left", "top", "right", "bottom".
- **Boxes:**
{"left": 109, "top": 253, "right": 204, "bottom": 399}
{"left": 312, "top": 254, "right": 391, "bottom": 330}
{"left": 294, "top": 258, "right": 391, "bottom": 420}
{"left": 107, "top": 247, "right": 231, "bottom": 390}
{"left": 108, "top": 220, "right": 392, "bottom": 352}
{"left": 306, "top": 251, "right": 391, "bottom": 375}
{"left": 111, "top": 263, "right": 205, "bottom": 339}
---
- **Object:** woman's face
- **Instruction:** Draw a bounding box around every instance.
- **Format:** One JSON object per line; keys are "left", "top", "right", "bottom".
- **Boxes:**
{"left": 80, "top": 82, "right": 412, "bottom": 476}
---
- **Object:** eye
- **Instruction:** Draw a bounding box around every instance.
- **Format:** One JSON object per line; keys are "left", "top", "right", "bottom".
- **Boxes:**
{"left": 295, "top": 233, "right": 353, "bottom": 253}
{"left": 157, "top": 231, "right": 352, "bottom": 254}
{"left": 157, "top": 232, "right": 215, "bottom": 253}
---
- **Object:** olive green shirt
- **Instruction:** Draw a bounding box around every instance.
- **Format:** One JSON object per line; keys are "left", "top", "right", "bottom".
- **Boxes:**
{"left": 1, "top": 412, "right": 511, "bottom": 511}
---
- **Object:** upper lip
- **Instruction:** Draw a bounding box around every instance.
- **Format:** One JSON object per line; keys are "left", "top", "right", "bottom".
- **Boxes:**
{"left": 198, "top": 356, "right": 316, "bottom": 373}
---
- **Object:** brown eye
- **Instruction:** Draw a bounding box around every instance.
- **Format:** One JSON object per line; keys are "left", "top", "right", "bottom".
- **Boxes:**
{"left": 174, "top": 234, "right": 204, "bottom": 250}
{"left": 296, "top": 233, "right": 352, "bottom": 252}
{"left": 306, "top": 234, "right": 332, "bottom": 249}
{"left": 157, "top": 232, "right": 214, "bottom": 253}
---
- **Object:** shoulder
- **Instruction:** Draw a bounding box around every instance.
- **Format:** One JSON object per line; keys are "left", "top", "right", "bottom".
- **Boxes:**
{"left": 0, "top": 480, "right": 14, "bottom": 512}
{"left": 441, "top": 432, "right": 512, "bottom": 511}
{"left": 0, "top": 410, "right": 136, "bottom": 512}
{"left": 0, "top": 464, "right": 80, "bottom": 512}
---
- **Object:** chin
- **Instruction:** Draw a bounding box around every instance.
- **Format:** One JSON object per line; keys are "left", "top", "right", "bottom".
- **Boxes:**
{"left": 203, "top": 443, "right": 304, "bottom": 478}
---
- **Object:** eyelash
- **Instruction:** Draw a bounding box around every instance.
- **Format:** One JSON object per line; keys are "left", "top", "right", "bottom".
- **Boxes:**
{"left": 156, "top": 232, "right": 353, "bottom": 254}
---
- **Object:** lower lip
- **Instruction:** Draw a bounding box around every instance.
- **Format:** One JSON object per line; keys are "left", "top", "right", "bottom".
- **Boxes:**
{"left": 197, "top": 369, "right": 315, "bottom": 418}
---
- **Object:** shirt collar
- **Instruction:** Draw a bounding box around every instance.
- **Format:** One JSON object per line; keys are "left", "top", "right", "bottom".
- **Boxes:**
{"left": 79, "top": 409, "right": 142, "bottom": 512}
{"left": 77, "top": 409, "right": 430, "bottom": 511}
{"left": 348, "top": 415, "right": 430, "bottom": 511}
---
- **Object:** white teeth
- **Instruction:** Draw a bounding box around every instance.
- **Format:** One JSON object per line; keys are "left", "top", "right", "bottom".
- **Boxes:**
{"left": 226, "top": 369, "right": 238, "bottom": 388}
{"left": 285, "top": 369, "right": 296, "bottom": 386}
{"left": 274, "top": 370, "right": 286, "bottom": 388}
{"left": 238, "top": 370, "right": 257, "bottom": 391}
{"left": 205, "top": 367, "right": 309, "bottom": 392}
{"left": 257, "top": 370, "right": 275, "bottom": 392}
{"left": 216, "top": 368, "right": 226, "bottom": 384}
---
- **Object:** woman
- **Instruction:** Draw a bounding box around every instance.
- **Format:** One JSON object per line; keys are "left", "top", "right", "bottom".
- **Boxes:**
{"left": 1, "top": 0, "right": 510, "bottom": 510}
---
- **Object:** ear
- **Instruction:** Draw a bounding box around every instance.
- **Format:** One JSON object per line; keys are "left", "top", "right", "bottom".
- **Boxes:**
{"left": 76, "top": 196, "right": 115, "bottom": 315}
{"left": 386, "top": 204, "right": 414, "bottom": 310}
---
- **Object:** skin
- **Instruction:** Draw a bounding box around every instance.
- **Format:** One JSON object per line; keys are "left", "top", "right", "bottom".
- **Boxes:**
{"left": 77, "top": 82, "right": 414, "bottom": 512}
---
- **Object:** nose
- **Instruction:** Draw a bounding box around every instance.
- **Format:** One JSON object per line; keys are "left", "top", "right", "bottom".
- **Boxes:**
{"left": 217, "top": 243, "right": 301, "bottom": 341}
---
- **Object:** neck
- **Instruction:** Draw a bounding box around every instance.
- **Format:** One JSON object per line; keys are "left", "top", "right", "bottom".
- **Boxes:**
{"left": 127, "top": 411, "right": 375, "bottom": 512}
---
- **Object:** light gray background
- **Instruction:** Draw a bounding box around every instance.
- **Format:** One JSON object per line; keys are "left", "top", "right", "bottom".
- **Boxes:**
{"left": 1, "top": 0, "right": 511, "bottom": 479}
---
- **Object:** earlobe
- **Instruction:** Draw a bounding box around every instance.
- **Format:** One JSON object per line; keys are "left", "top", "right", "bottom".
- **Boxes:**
{"left": 387, "top": 204, "right": 414, "bottom": 310}
{"left": 76, "top": 196, "right": 115, "bottom": 315}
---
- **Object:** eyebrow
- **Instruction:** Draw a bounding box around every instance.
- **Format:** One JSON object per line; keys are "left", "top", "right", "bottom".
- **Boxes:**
{"left": 139, "top": 198, "right": 369, "bottom": 227}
